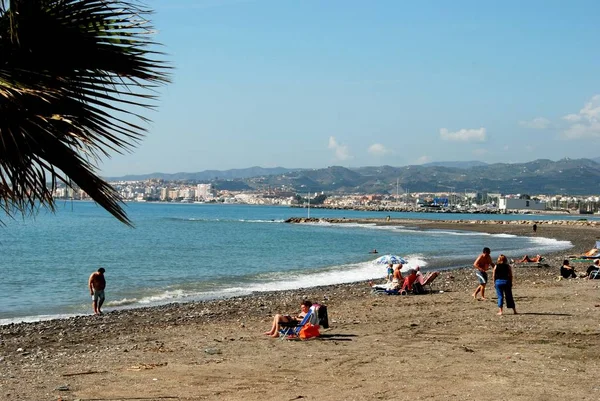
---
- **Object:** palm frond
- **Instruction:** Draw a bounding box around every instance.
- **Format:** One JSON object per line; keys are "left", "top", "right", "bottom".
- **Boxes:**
{"left": 0, "top": 0, "right": 170, "bottom": 225}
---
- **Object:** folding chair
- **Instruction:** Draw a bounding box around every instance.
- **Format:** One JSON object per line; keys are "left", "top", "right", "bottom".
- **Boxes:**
{"left": 278, "top": 306, "right": 315, "bottom": 340}
{"left": 420, "top": 271, "right": 440, "bottom": 294}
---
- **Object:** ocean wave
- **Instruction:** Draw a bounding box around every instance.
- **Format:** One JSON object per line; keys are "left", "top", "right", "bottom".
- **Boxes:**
{"left": 163, "top": 217, "right": 212, "bottom": 222}
{"left": 426, "top": 229, "right": 490, "bottom": 236}
{"left": 137, "top": 289, "right": 187, "bottom": 304}
{"left": 319, "top": 222, "right": 408, "bottom": 231}
{"left": 490, "top": 233, "right": 518, "bottom": 238}
{"left": 106, "top": 298, "right": 139, "bottom": 307}
{"left": 0, "top": 313, "right": 81, "bottom": 326}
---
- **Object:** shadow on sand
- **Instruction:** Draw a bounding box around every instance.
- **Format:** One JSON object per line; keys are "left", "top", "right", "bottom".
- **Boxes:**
{"left": 519, "top": 312, "right": 572, "bottom": 316}
{"left": 318, "top": 333, "right": 357, "bottom": 341}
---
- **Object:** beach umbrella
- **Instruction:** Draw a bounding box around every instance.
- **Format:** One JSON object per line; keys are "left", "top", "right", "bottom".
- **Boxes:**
{"left": 373, "top": 254, "right": 407, "bottom": 265}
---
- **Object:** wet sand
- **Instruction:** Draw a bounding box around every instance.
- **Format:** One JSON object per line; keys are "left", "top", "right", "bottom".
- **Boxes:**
{"left": 1, "top": 219, "right": 599, "bottom": 400}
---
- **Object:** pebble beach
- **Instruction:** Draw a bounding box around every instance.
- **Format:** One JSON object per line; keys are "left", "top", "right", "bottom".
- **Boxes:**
{"left": 1, "top": 218, "right": 599, "bottom": 400}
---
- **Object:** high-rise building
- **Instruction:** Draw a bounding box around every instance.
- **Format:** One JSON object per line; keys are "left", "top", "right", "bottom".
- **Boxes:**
{"left": 196, "top": 184, "right": 212, "bottom": 200}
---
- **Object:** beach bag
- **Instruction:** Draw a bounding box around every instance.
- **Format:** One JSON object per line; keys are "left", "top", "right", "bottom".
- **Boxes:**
{"left": 299, "top": 323, "right": 320, "bottom": 339}
{"left": 316, "top": 304, "right": 329, "bottom": 329}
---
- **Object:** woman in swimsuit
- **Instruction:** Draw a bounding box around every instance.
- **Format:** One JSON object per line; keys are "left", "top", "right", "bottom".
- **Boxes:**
{"left": 263, "top": 300, "right": 312, "bottom": 338}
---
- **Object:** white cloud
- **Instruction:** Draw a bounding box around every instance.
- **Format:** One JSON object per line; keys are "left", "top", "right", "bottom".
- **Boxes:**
{"left": 561, "top": 95, "right": 600, "bottom": 139}
{"left": 580, "top": 94, "right": 600, "bottom": 120}
{"left": 367, "top": 143, "right": 390, "bottom": 156}
{"left": 562, "top": 122, "right": 600, "bottom": 139}
{"left": 328, "top": 136, "right": 352, "bottom": 161}
{"left": 472, "top": 148, "right": 488, "bottom": 156}
{"left": 439, "top": 127, "right": 486, "bottom": 142}
{"left": 519, "top": 117, "right": 550, "bottom": 129}
{"left": 415, "top": 156, "right": 431, "bottom": 164}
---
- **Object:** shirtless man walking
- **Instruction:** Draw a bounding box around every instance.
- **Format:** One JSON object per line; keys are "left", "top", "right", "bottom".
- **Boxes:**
{"left": 88, "top": 267, "right": 106, "bottom": 315}
{"left": 472, "top": 247, "right": 494, "bottom": 300}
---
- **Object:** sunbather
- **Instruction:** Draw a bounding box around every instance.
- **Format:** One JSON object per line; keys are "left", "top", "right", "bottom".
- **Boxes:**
{"left": 513, "top": 254, "right": 543, "bottom": 263}
{"left": 263, "top": 300, "right": 312, "bottom": 338}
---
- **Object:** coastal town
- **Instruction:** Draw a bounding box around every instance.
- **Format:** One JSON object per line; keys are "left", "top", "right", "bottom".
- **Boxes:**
{"left": 53, "top": 179, "right": 600, "bottom": 214}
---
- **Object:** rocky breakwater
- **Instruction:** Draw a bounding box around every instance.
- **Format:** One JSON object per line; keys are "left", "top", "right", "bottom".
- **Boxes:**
{"left": 285, "top": 216, "right": 600, "bottom": 228}
{"left": 284, "top": 217, "right": 380, "bottom": 224}
{"left": 464, "top": 219, "right": 600, "bottom": 227}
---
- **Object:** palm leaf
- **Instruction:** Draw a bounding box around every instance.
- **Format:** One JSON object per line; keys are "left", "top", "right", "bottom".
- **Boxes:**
{"left": 0, "top": 0, "right": 170, "bottom": 225}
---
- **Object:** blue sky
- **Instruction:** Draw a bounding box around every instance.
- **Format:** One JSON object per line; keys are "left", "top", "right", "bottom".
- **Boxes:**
{"left": 101, "top": 0, "right": 600, "bottom": 176}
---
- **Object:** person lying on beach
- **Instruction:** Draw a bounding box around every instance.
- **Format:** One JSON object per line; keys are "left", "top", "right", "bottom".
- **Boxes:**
{"left": 585, "top": 259, "right": 600, "bottom": 278}
{"left": 560, "top": 259, "right": 577, "bottom": 279}
{"left": 512, "top": 254, "right": 543, "bottom": 263}
{"left": 263, "top": 300, "right": 312, "bottom": 338}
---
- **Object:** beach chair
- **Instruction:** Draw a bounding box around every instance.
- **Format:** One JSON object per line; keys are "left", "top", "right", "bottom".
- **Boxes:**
{"left": 420, "top": 271, "right": 440, "bottom": 294}
{"left": 278, "top": 306, "right": 317, "bottom": 340}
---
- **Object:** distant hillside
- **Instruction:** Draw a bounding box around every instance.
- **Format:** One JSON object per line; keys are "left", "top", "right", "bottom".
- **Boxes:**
{"left": 245, "top": 158, "right": 600, "bottom": 195}
{"left": 106, "top": 158, "right": 600, "bottom": 195}
{"left": 106, "top": 166, "right": 300, "bottom": 182}
{"left": 422, "top": 160, "right": 488, "bottom": 169}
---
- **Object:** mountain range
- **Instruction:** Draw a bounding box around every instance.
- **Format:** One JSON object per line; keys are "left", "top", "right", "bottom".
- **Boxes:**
{"left": 106, "top": 157, "right": 600, "bottom": 195}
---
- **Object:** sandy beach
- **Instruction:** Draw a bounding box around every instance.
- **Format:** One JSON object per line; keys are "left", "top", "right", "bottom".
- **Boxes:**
{"left": 1, "top": 219, "right": 599, "bottom": 401}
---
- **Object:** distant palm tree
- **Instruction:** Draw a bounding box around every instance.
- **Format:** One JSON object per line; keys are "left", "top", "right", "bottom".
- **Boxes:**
{"left": 0, "top": 0, "right": 170, "bottom": 225}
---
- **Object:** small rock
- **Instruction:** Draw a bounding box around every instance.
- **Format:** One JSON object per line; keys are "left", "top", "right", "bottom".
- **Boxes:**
{"left": 204, "top": 348, "right": 222, "bottom": 355}
{"left": 55, "top": 385, "right": 70, "bottom": 391}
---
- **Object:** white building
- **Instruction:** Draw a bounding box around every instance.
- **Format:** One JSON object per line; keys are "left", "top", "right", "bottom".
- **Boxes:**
{"left": 499, "top": 198, "right": 546, "bottom": 212}
{"left": 196, "top": 184, "right": 212, "bottom": 200}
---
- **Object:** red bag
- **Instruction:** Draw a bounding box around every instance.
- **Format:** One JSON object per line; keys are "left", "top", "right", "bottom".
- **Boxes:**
{"left": 299, "top": 323, "right": 320, "bottom": 339}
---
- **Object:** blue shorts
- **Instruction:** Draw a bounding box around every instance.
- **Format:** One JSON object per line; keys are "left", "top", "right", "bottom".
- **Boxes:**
{"left": 92, "top": 290, "right": 105, "bottom": 302}
{"left": 475, "top": 271, "right": 488, "bottom": 285}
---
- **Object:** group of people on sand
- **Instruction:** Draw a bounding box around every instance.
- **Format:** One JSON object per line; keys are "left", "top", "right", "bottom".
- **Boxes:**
{"left": 368, "top": 262, "right": 433, "bottom": 295}
{"left": 560, "top": 258, "right": 600, "bottom": 279}
{"left": 472, "top": 245, "right": 600, "bottom": 315}
{"left": 472, "top": 247, "right": 517, "bottom": 315}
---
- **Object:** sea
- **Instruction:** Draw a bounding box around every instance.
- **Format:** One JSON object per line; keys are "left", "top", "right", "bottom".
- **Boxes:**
{"left": 1, "top": 201, "right": 588, "bottom": 325}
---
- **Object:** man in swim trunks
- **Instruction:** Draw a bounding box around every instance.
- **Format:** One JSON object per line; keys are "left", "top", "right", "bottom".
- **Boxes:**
{"left": 88, "top": 267, "right": 106, "bottom": 315}
{"left": 472, "top": 247, "right": 494, "bottom": 300}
